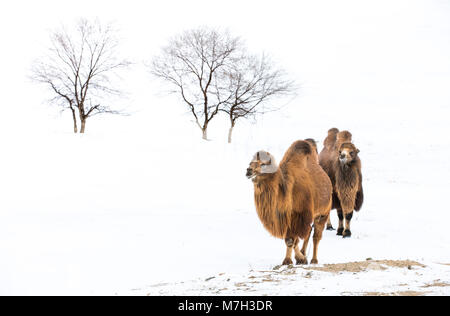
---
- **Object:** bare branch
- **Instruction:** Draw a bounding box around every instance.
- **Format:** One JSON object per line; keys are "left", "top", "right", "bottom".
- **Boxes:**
{"left": 220, "top": 54, "right": 297, "bottom": 123}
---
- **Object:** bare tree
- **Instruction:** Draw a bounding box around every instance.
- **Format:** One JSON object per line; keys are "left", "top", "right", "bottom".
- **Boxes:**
{"left": 31, "top": 19, "right": 130, "bottom": 133}
{"left": 151, "top": 27, "right": 242, "bottom": 140}
{"left": 220, "top": 54, "right": 296, "bottom": 143}
{"left": 151, "top": 27, "right": 296, "bottom": 142}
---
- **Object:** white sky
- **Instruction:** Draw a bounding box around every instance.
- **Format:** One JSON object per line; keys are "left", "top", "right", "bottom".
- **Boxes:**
{"left": 1, "top": 0, "right": 449, "bottom": 136}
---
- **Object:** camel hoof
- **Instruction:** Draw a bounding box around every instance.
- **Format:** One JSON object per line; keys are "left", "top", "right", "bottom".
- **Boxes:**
{"left": 310, "top": 259, "right": 318, "bottom": 264}
{"left": 326, "top": 225, "right": 335, "bottom": 231}
{"left": 343, "top": 230, "right": 352, "bottom": 238}
{"left": 295, "top": 257, "right": 308, "bottom": 265}
{"left": 337, "top": 228, "right": 344, "bottom": 236}
{"left": 282, "top": 258, "right": 293, "bottom": 265}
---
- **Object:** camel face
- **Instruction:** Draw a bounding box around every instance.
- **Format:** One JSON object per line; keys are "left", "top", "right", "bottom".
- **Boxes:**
{"left": 246, "top": 151, "right": 277, "bottom": 182}
{"left": 338, "top": 143, "right": 360, "bottom": 165}
{"left": 246, "top": 161, "right": 261, "bottom": 182}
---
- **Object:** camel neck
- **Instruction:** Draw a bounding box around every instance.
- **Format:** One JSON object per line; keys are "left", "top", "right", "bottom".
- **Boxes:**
{"left": 256, "top": 170, "right": 282, "bottom": 189}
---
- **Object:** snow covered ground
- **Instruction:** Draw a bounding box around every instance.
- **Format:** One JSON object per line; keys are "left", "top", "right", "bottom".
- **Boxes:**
{"left": 131, "top": 261, "right": 450, "bottom": 296}
{"left": 1, "top": 0, "right": 450, "bottom": 295}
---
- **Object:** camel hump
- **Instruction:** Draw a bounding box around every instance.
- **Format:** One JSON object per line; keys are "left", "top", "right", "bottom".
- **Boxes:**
{"left": 291, "top": 140, "right": 313, "bottom": 155}
{"left": 328, "top": 127, "right": 339, "bottom": 135}
{"left": 337, "top": 130, "right": 352, "bottom": 143}
{"left": 304, "top": 138, "right": 318, "bottom": 153}
{"left": 280, "top": 140, "right": 312, "bottom": 168}
{"left": 323, "top": 128, "right": 339, "bottom": 148}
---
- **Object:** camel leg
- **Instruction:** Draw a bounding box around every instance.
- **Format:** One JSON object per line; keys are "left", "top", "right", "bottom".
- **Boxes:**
{"left": 326, "top": 212, "right": 335, "bottom": 230}
{"left": 336, "top": 208, "right": 344, "bottom": 236}
{"left": 282, "top": 237, "right": 294, "bottom": 265}
{"left": 295, "top": 231, "right": 310, "bottom": 265}
{"left": 311, "top": 216, "right": 327, "bottom": 264}
{"left": 343, "top": 210, "right": 353, "bottom": 238}
{"left": 300, "top": 225, "right": 312, "bottom": 256}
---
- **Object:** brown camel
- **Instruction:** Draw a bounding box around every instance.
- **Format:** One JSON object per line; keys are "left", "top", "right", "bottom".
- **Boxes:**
{"left": 246, "top": 140, "right": 332, "bottom": 265}
{"left": 319, "top": 129, "right": 364, "bottom": 237}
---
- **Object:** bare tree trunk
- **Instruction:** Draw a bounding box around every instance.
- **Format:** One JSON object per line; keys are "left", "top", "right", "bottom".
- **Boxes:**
{"left": 227, "top": 120, "right": 236, "bottom": 143}
{"left": 228, "top": 126, "right": 234, "bottom": 143}
{"left": 202, "top": 128, "right": 208, "bottom": 140}
{"left": 80, "top": 119, "right": 86, "bottom": 133}
{"left": 71, "top": 108, "right": 78, "bottom": 133}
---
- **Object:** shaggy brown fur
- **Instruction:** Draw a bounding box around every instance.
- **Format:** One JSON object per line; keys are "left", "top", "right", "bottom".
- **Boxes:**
{"left": 319, "top": 129, "right": 342, "bottom": 211}
{"left": 305, "top": 138, "right": 319, "bottom": 163}
{"left": 246, "top": 140, "right": 332, "bottom": 265}
{"left": 336, "top": 131, "right": 353, "bottom": 149}
{"left": 319, "top": 129, "right": 364, "bottom": 237}
{"left": 323, "top": 128, "right": 339, "bottom": 150}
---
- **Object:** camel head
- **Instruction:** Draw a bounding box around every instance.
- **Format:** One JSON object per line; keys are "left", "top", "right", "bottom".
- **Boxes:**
{"left": 338, "top": 142, "right": 360, "bottom": 166}
{"left": 246, "top": 151, "right": 278, "bottom": 183}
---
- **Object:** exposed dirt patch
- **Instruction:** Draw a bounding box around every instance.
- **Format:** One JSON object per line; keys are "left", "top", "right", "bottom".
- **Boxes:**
{"left": 363, "top": 291, "right": 429, "bottom": 296}
{"left": 305, "top": 260, "right": 425, "bottom": 273}
{"left": 149, "top": 282, "right": 169, "bottom": 287}
{"left": 421, "top": 280, "right": 450, "bottom": 288}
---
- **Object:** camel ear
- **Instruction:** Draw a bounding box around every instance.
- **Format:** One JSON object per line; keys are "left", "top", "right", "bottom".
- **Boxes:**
{"left": 256, "top": 152, "right": 260, "bottom": 161}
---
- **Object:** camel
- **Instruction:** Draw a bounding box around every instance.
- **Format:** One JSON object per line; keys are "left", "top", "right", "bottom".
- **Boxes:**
{"left": 319, "top": 129, "right": 364, "bottom": 237}
{"left": 246, "top": 140, "right": 332, "bottom": 265}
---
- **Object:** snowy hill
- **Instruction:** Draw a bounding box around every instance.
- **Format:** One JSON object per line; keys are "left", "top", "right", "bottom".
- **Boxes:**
{"left": 0, "top": 0, "right": 449, "bottom": 295}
